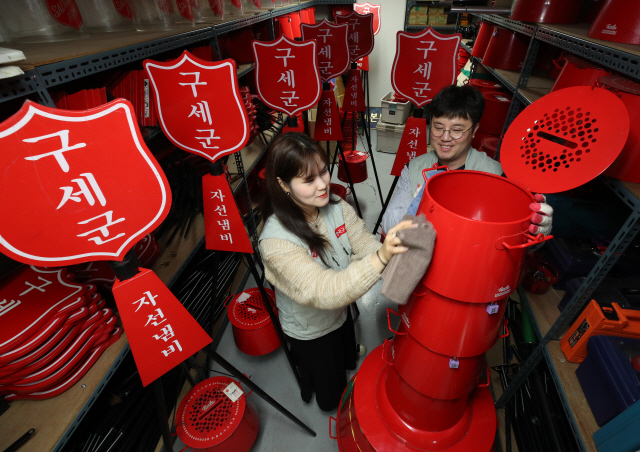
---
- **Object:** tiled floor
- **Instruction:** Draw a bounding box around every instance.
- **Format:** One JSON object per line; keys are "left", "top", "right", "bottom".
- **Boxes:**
{"left": 172, "top": 130, "right": 403, "bottom": 452}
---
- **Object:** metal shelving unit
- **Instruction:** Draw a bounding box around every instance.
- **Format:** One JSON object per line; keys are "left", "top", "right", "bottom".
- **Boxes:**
{"left": 0, "top": 2, "right": 354, "bottom": 451}
{"left": 468, "top": 13, "right": 640, "bottom": 452}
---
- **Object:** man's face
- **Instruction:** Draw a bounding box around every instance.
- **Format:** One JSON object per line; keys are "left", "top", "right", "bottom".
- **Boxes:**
{"left": 430, "top": 116, "right": 479, "bottom": 169}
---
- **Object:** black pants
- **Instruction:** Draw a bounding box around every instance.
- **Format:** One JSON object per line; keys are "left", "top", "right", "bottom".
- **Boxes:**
{"left": 286, "top": 308, "right": 357, "bottom": 411}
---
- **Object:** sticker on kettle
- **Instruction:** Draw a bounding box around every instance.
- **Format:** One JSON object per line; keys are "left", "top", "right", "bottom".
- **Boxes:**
{"left": 487, "top": 303, "right": 500, "bottom": 315}
{"left": 449, "top": 358, "right": 459, "bottom": 369}
{"left": 224, "top": 382, "right": 244, "bottom": 402}
{"left": 495, "top": 285, "right": 511, "bottom": 298}
{"left": 401, "top": 312, "right": 410, "bottom": 328}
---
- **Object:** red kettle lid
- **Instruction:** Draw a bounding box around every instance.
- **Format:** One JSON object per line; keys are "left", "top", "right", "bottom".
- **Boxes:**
{"left": 501, "top": 86, "right": 629, "bottom": 193}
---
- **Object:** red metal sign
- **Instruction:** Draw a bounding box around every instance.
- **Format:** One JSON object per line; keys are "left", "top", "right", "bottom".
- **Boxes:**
{"left": 357, "top": 56, "right": 369, "bottom": 71}
{"left": 301, "top": 20, "right": 350, "bottom": 82}
{"left": 0, "top": 266, "right": 84, "bottom": 354}
{"left": 112, "top": 268, "right": 213, "bottom": 386}
{"left": 46, "top": 0, "right": 83, "bottom": 31}
{"left": 354, "top": 3, "right": 381, "bottom": 36}
{"left": 202, "top": 174, "right": 253, "bottom": 253}
{"left": 335, "top": 11, "right": 374, "bottom": 62}
{"left": 112, "top": 0, "right": 133, "bottom": 20}
{"left": 176, "top": 0, "right": 194, "bottom": 21}
{"left": 0, "top": 99, "right": 171, "bottom": 266}
{"left": 252, "top": 36, "right": 321, "bottom": 117}
{"left": 390, "top": 117, "right": 428, "bottom": 176}
{"left": 144, "top": 52, "right": 250, "bottom": 163}
{"left": 392, "top": 28, "right": 461, "bottom": 108}
{"left": 314, "top": 89, "right": 343, "bottom": 142}
{"left": 343, "top": 69, "right": 365, "bottom": 112}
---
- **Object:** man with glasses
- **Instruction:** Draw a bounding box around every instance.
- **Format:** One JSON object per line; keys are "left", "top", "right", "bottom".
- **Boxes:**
{"left": 381, "top": 84, "right": 552, "bottom": 237}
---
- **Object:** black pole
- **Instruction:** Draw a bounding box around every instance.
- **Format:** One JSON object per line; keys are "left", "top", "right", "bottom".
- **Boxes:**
{"left": 371, "top": 175, "right": 398, "bottom": 235}
{"left": 245, "top": 253, "right": 304, "bottom": 390}
{"left": 361, "top": 70, "right": 384, "bottom": 203}
{"left": 287, "top": 115, "right": 298, "bottom": 129}
{"left": 202, "top": 347, "right": 317, "bottom": 436}
{"left": 109, "top": 251, "right": 173, "bottom": 452}
{"left": 336, "top": 140, "right": 363, "bottom": 218}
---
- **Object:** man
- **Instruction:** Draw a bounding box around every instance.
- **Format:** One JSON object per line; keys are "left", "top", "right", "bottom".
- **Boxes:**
{"left": 381, "top": 84, "right": 552, "bottom": 235}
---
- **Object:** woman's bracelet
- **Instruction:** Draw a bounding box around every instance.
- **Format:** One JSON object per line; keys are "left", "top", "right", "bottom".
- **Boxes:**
{"left": 377, "top": 250, "right": 388, "bottom": 266}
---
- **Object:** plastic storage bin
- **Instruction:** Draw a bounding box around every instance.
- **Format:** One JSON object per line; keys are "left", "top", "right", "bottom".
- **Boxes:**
{"left": 130, "top": 0, "right": 178, "bottom": 31}
{"left": 576, "top": 335, "right": 640, "bottom": 426}
{"left": 76, "top": 0, "right": 135, "bottom": 32}
{"left": 376, "top": 120, "right": 406, "bottom": 154}
{"left": 593, "top": 398, "right": 640, "bottom": 452}
{"left": 381, "top": 91, "right": 412, "bottom": 125}
{"left": 0, "top": 0, "right": 88, "bottom": 42}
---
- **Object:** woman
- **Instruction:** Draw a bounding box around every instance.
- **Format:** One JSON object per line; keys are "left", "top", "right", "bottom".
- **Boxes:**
{"left": 259, "top": 132, "right": 413, "bottom": 411}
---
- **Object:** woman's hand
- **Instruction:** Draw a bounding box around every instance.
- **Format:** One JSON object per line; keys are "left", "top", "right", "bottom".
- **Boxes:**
{"left": 372, "top": 220, "right": 415, "bottom": 272}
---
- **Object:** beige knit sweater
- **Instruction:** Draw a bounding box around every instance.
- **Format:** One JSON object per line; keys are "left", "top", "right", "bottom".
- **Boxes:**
{"left": 259, "top": 200, "right": 383, "bottom": 311}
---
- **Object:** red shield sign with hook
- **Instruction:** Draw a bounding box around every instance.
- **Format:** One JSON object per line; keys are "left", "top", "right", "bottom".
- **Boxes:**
{"left": 335, "top": 11, "right": 375, "bottom": 62}
{"left": 0, "top": 100, "right": 171, "bottom": 266}
{"left": 253, "top": 36, "right": 321, "bottom": 117}
{"left": 301, "top": 20, "right": 350, "bottom": 82}
{"left": 144, "top": 51, "right": 250, "bottom": 163}
{"left": 391, "top": 28, "right": 461, "bottom": 107}
{"left": 354, "top": 3, "right": 381, "bottom": 36}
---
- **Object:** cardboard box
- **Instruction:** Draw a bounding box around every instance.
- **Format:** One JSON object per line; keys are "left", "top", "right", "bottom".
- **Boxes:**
{"left": 381, "top": 91, "right": 412, "bottom": 125}
{"left": 376, "top": 120, "right": 406, "bottom": 154}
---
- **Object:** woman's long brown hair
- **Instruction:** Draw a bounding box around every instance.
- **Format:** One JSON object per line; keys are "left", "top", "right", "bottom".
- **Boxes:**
{"left": 261, "top": 132, "right": 339, "bottom": 265}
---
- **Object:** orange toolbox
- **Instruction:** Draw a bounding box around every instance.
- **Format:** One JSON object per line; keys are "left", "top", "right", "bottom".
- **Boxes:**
{"left": 560, "top": 300, "right": 640, "bottom": 363}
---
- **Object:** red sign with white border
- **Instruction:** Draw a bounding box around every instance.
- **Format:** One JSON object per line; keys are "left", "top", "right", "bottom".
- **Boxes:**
{"left": 391, "top": 28, "right": 461, "bottom": 108}
{"left": 301, "top": 20, "right": 350, "bottom": 82}
{"left": 252, "top": 36, "right": 321, "bottom": 117}
{"left": 335, "top": 11, "right": 374, "bottom": 62}
{"left": 202, "top": 174, "right": 253, "bottom": 253}
{"left": 46, "top": 0, "right": 83, "bottom": 31}
{"left": 112, "top": 268, "right": 213, "bottom": 387}
{"left": 144, "top": 52, "right": 250, "bottom": 163}
{"left": 0, "top": 100, "right": 171, "bottom": 266}
{"left": 354, "top": 3, "right": 381, "bottom": 36}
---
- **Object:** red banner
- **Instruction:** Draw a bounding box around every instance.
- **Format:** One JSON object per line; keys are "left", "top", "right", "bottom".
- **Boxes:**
{"left": 144, "top": 52, "right": 250, "bottom": 163}
{"left": 202, "top": 174, "right": 254, "bottom": 253}
{"left": 112, "top": 268, "right": 213, "bottom": 386}
{"left": 253, "top": 36, "right": 321, "bottom": 117}
{"left": 391, "top": 28, "right": 461, "bottom": 108}
{"left": 301, "top": 20, "right": 350, "bottom": 82}
{"left": 390, "top": 117, "right": 428, "bottom": 177}
{"left": 0, "top": 100, "right": 171, "bottom": 266}
{"left": 313, "top": 89, "right": 343, "bottom": 142}
{"left": 342, "top": 69, "right": 366, "bottom": 112}
{"left": 354, "top": 3, "right": 381, "bottom": 36}
{"left": 335, "top": 11, "right": 374, "bottom": 62}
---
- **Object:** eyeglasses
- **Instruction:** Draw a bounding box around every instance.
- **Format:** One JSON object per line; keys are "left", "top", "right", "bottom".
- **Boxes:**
{"left": 430, "top": 124, "right": 473, "bottom": 140}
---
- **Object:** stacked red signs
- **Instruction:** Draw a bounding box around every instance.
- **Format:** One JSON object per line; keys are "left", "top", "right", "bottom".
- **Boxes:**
{"left": 252, "top": 36, "right": 321, "bottom": 117}
{"left": 335, "top": 11, "right": 375, "bottom": 62}
{"left": 313, "top": 90, "right": 343, "bottom": 142}
{"left": 0, "top": 100, "right": 170, "bottom": 266}
{"left": 202, "top": 174, "right": 254, "bottom": 254}
{"left": 0, "top": 99, "right": 212, "bottom": 387}
{"left": 144, "top": 51, "right": 250, "bottom": 162}
{"left": 390, "top": 117, "right": 428, "bottom": 176}
{"left": 354, "top": 3, "right": 381, "bottom": 36}
{"left": 144, "top": 51, "right": 254, "bottom": 255}
{"left": 301, "top": 20, "right": 350, "bottom": 82}
{"left": 391, "top": 28, "right": 461, "bottom": 107}
{"left": 113, "top": 269, "right": 212, "bottom": 386}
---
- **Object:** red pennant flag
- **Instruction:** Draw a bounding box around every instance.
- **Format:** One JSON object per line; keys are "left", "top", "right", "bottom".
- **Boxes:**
{"left": 112, "top": 268, "right": 213, "bottom": 387}
{"left": 390, "top": 117, "right": 428, "bottom": 176}
{"left": 203, "top": 174, "right": 254, "bottom": 253}
{"left": 342, "top": 69, "right": 366, "bottom": 112}
{"left": 313, "top": 89, "right": 343, "bottom": 142}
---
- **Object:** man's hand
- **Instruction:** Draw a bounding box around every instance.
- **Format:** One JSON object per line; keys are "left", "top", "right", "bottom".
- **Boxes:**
{"left": 529, "top": 194, "right": 553, "bottom": 235}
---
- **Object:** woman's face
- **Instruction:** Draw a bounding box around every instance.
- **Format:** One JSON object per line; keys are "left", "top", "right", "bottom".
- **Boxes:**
{"left": 282, "top": 158, "right": 331, "bottom": 212}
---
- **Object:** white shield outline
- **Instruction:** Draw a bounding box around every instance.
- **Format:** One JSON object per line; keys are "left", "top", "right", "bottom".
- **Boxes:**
{"left": 301, "top": 19, "right": 350, "bottom": 82}
{"left": 0, "top": 266, "right": 84, "bottom": 351}
{"left": 144, "top": 52, "right": 250, "bottom": 162}
{"left": 0, "top": 100, "right": 170, "bottom": 264}
{"left": 391, "top": 28, "right": 461, "bottom": 107}
{"left": 354, "top": 3, "right": 381, "bottom": 35}
{"left": 335, "top": 11, "right": 375, "bottom": 62}
{"left": 252, "top": 35, "right": 321, "bottom": 117}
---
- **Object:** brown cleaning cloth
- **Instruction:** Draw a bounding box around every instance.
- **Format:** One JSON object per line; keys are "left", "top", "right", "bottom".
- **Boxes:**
{"left": 381, "top": 214, "right": 436, "bottom": 305}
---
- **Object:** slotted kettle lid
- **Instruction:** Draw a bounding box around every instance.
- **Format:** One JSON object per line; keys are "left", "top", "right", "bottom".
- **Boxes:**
{"left": 228, "top": 288, "right": 276, "bottom": 330}
{"left": 501, "top": 86, "right": 629, "bottom": 193}
{"left": 176, "top": 376, "right": 246, "bottom": 448}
